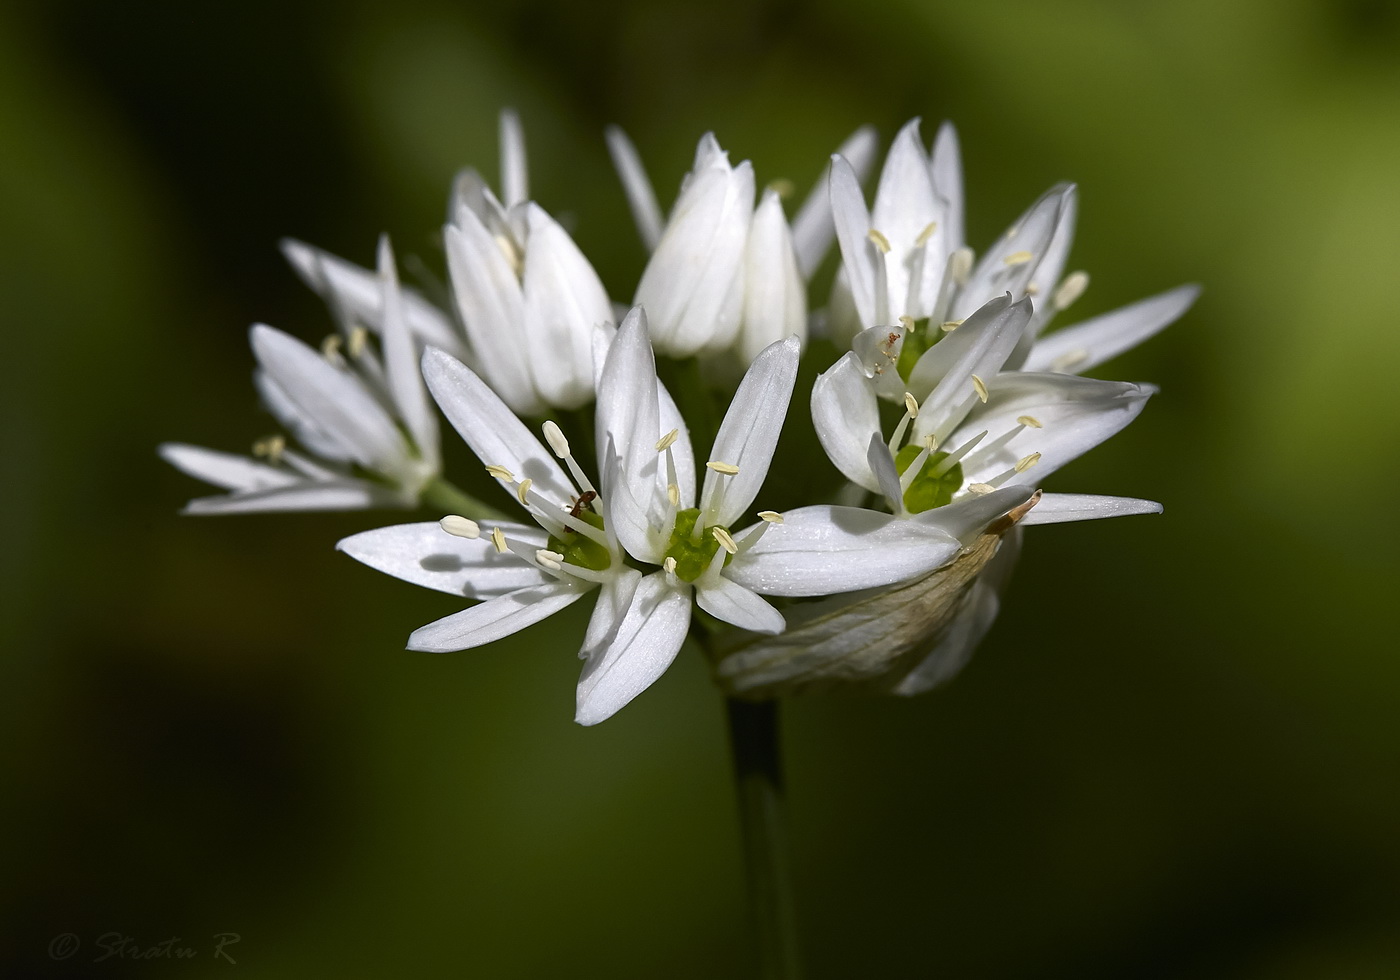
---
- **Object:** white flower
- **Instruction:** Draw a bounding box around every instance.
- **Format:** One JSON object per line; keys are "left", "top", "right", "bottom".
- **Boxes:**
{"left": 827, "top": 118, "right": 1199, "bottom": 374}
{"left": 444, "top": 110, "right": 615, "bottom": 416}
{"left": 161, "top": 237, "right": 440, "bottom": 513}
{"left": 612, "top": 127, "right": 879, "bottom": 361}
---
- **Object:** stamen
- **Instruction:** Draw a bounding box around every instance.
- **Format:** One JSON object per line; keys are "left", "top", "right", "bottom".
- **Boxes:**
{"left": 485, "top": 464, "right": 515, "bottom": 482}
{"left": 940, "top": 319, "right": 964, "bottom": 332}
{"left": 655, "top": 428, "right": 679, "bottom": 452}
{"left": 1053, "top": 271, "right": 1090, "bottom": 310}
{"left": 347, "top": 326, "right": 369, "bottom": 359}
{"left": 320, "top": 334, "right": 343, "bottom": 361}
{"left": 535, "top": 549, "right": 563, "bottom": 570}
{"left": 490, "top": 527, "right": 508, "bottom": 554}
{"left": 931, "top": 430, "right": 987, "bottom": 477}
{"left": 252, "top": 434, "right": 286, "bottom": 463}
{"left": 767, "top": 178, "right": 796, "bottom": 198}
{"left": 1003, "top": 250, "right": 1033, "bottom": 267}
{"left": 1025, "top": 281, "right": 1040, "bottom": 296}
{"left": 663, "top": 556, "right": 678, "bottom": 575}
{"left": 707, "top": 460, "right": 740, "bottom": 476}
{"left": 899, "top": 442, "right": 935, "bottom": 494}
{"left": 516, "top": 478, "right": 532, "bottom": 506}
{"left": 667, "top": 483, "right": 681, "bottom": 508}
{"left": 1051, "top": 350, "right": 1090, "bottom": 373}
{"left": 898, "top": 315, "right": 916, "bottom": 330}
{"left": 867, "top": 229, "right": 892, "bottom": 253}
{"left": 903, "top": 392, "right": 920, "bottom": 418}
{"left": 967, "top": 483, "right": 995, "bottom": 494}
{"left": 950, "top": 247, "right": 973, "bottom": 286}
{"left": 439, "top": 515, "right": 480, "bottom": 539}
{"left": 971, "top": 374, "right": 989, "bottom": 403}
{"left": 915, "top": 221, "right": 938, "bottom": 246}
{"left": 1017, "top": 415, "right": 1043, "bottom": 428}
{"left": 1014, "top": 452, "right": 1042, "bottom": 473}
{"left": 758, "top": 511, "right": 784, "bottom": 524}
{"left": 712, "top": 527, "right": 738, "bottom": 555}
{"left": 542, "top": 421, "right": 570, "bottom": 458}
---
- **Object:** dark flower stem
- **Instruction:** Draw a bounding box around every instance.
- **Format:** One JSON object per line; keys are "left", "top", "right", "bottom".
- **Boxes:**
{"left": 726, "top": 696, "right": 801, "bottom": 980}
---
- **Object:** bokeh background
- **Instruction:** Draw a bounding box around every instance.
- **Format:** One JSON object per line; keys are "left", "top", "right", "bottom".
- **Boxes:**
{"left": 5, "top": 0, "right": 1400, "bottom": 976}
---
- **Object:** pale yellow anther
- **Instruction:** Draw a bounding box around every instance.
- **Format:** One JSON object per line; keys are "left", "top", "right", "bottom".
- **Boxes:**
{"left": 915, "top": 221, "right": 938, "bottom": 247}
{"left": 712, "top": 527, "right": 738, "bottom": 555}
{"left": 1017, "top": 415, "right": 1043, "bottom": 429}
{"left": 951, "top": 248, "right": 974, "bottom": 285}
{"left": 1014, "top": 452, "right": 1042, "bottom": 473}
{"left": 494, "top": 233, "right": 523, "bottom": 277}
{"left": 542, "top": 420, "right": 570, "bottom": 459}
{"left": 1003, "top": 250, "right": 1033, "bottom": 267}
{"left": 1051, "top": 350, "right": 1090, "bottom": 373}
{"left": 923, "top": 434, "right": 938, "bottom": 450}
{"left": 516, "top": 478, "right": 533, "bottom": 506}
{"left": 707, "top": 460, "right": 740, "bottom": 476}
{"left": 1026, "top": 281, "right": 1040, "bottom": 296}
{"left": 767, "top": 178, "right": 796, "bottom": 198}
{"left": 485, "top": 464, "right": 515, "bottom": 482}
{"left": 490, "top": 527, "right": 508, "bottom": 554}
{"left": 903, "top": 392, "right": 920, "bottom": 418}
{"left": 535, "top": 549, "right": 564, "bottom": 570}
{"left": 667, "top": 483, "right": 681, "bottom": 508}
{"left": 663, "top": 556, "right": 678, "bottom": 575}
{"left": 940, "top": 319, "right": 964, "bottom": 332}
{"left": 898, "top": 315, "right": 916, "bottom": 330}
{"left": 439, "top": 515, "right": 481, "bottom": 539}
{"left": 867, "top": 229, "right": 892, "bottom": 254}
{"left": 971, "top": 374, "right": 989, "bottom": 403}
{"left": 758, "top": 511, "right": 784, "bottom": 524}
{"left": 252, "top": 434, "right": 286, "bottom": 461}
{"left": 967, "top": 483, "right": 995, "bottom": 494}
{"left": 347, "top": 326, "right": 369, "bottom": 358}
{"left": 655, "top": 428, "right": 679, "bottom": 452}
{"left": 320, "top": 334, "right": 343, "bottom": 360}
{"left": 1053, "top": 271, "right": 1090, "bottom": 310}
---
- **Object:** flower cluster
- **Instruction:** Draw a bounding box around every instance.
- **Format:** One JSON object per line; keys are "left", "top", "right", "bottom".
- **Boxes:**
{"left": 163, "top": 111, "right": 1194, "bottom": 724}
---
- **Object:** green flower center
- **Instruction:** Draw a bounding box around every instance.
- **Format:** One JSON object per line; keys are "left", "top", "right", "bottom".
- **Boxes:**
{"left": 546, "top": 507, "right": 612, "bottom": 572}
{"left": 896, "top": 318, "right": 941, "bottom": 382}
{"left": 664, "top": 507, "right": 732, "bottom": 583}
{"left": 894, "top": 444, "right": 963, "bottom": 514}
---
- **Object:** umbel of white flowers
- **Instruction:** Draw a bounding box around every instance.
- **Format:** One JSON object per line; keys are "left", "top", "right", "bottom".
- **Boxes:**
{"left": 161, "top": 110, "right": 1196, "bottom": 724}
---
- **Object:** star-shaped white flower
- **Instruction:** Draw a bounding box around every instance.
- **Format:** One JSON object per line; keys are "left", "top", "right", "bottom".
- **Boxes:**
{"left": 161, "top": 237, "right": 440, "bottom": 513}
{"left": 827, "top": 117, "right": 1199, "bottom": 375}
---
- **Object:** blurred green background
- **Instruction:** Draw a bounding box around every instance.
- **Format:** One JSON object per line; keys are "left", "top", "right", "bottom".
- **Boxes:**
{"left": 5, "top": 0, "right": 1400, "bottom": 976}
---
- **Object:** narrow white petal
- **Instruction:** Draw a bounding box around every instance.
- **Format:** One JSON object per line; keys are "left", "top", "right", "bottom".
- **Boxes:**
{"left": 377, "top": 236, "right": 439, "bottom": 467}
{"left": 1018, "top": 493, "right": 1163, "bottom": 525}
{"left": 182, "top": 479, "right": 400, "bottom": 515}
{"left": 726, "top": 505, "right": 962, "bottom": 597}
{"left": 599, "top": 439, "right": 665, "bottom": 564}
{"left": 337, "top": 521, "right": 550, "bottom": 597}
{"left": 580, "top": 568, "right": 643, "bottom": 658}
{"left": 953, "top": 184, "right": 1071, "bottom": 320}
{"left": 575, "top": 573, "right": 691, "bottom": 726}
{"left": 911, "top": 294, "right": 1033, "bottom": 440}
{"left": 1024, "top": 284, "right": 1202, "bottom": 374}
{"left": 738, "top": 189, "right": 806, "bottom": 363}
{"left": 866, "top": 433, "right": 906, "bottom": 513}
{"left": 810, "top": 352, "right": 883, "bottom": 493}
{"left": 595, "top": 307, "right": 663, "bottom": 517}
{"left": 605, "top": 125, "right": 665, "bottom": 251}
{"left": 870, "top": 119, "right": 941, "bottom": 293}
{"left": 253, "top": 370, "right": 352, "bottom": 462}
{"left": 701, "top": 335, "right": 800, "bottom": 526}
{"left": 929, "top": 121, "right": 964, "bottom": 252}
{"left": 913, "top": 485, "right": 1037, "bottom": 544}
{"left": 498, "top": 109, "right": 528, "bottom": 207}
{"left": 791, "top": 125, "right": 878, "bottom": 278}
{"left": 250, "top": 324, "right": 408, "bottom": 471}
{"left": 420, "top": 348, "right": 575, "bottom": 505}
{"left": 696, "top": 577, "right": 785, "bottom": 634}
{"left": 444, "top": 218, "right": 540, "bottom": 416}
{"left": 952, "top": 372, "right": 1155, "bottom": 487}
{"left": 1032, "top": 186, "right": 1078, "bottom": 309}
{"left": 159, "top": 443, "right": 298, "bottom": 493}
{"left": 828, "top": 154, "right": 877, "bottom": 328}
{"left": 279, "top": 239, "right": 461, "bottom": 353}
{"left": 407, "top": 581, "right": 589, "bottom": 652}
{"left": 521, "top": 203, "right": 612, "bottom": 409}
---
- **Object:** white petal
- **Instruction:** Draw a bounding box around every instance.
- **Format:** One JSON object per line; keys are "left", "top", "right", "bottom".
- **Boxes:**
{"left": 1031, "top": 185, "right": 1078, "bottom": 309}
{"left": 595, "top": 307, "right": 663, "bottom": 519}
{"left": 182, "top": 479, "right": 400, "bottom": 515}
{"left": 929, "top": 121, "right": 964, "bottom": 252}
{"left": 377, "top": 236, "right": 439, "bottom": 467}
{"left": 444, "top": 218, "right": 540, "bottom": 416}
{"left": 575, "top": 573, "right": 691, "bottom": 726}
{"left": 250, "top": 324, "right": 408, "bottom": 472}
{"left": 828, "top": 154, "right": 877, "bottom": 328}
{"left": 337, "top": 521, "right": 550, "bottom": 597}
{"left": 871, "top": 119, "right": 943, "bottom": 315}
{"left": 580, "top": 568, "right": 643, "bottom": 658}
{"left": 521, "top": 203, "right": 612, "bottom": 409}
{"left": 810, "top": 352, "right": 883, "bottom": 493}
{"left": 952, "top": 372, "right": 1155, "bottom": 487}
{"left": 867, "top": 433, "right": 905, "bottom": 513}
{"left": 605, "top": 125, "right": 664, "bottom": 251}
{"left": 1018, "top": 493, "right": 1163, "bottom": 525}
{"left": 407, "top": 581, "right": 589, "bottom": 652}
{"left": 279, "top": 239, "right": 461, "bottom": 353}
{"left": 420, "top": 348, "right": 575, "bottom": 505}
{"left": 792, "top": 125, "right": 878, "bottom": 278}
{"left": 953, "top": 184, "right": 1071, "bottom": 320}
{"left": 657, "top": 381, "right": 697, "bottom": 510}
{"left": 253, "top": 370, "right": 351, "bottom": 462}
{"left": 696, "top": 576, "right": 785, "bottom": 634}
{"left": 1023, "top": 284, "right": 1202, "bottom": 374}
{"left": 701, "top": 335, "right": 800, "bottom": 526}
{"left": 726, "top": 505, "right": 962, "bottom": 597}
{"left": 159, "top": 443, "right": 298, "bottom": 493}
{"left": 498, "top": 108, "right": 528, "bottom": 207}
{"left": 913, "top": 485, "right": 1037, "bottom": 544}
{"left": 738, "top": 189, "right": 806, "bottom": 363}
{"left": 911, "top": 294, "right": 1033, "bottom": 441}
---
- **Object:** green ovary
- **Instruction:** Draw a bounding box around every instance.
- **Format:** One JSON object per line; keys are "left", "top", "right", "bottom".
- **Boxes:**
{"left": 895, "top": 444, "right": 963, "bottom": 513}
{"left": 896, "top": 318, "right": 940, "bottom": 382}
{"left": 546, "top": 508, "right": 612, "bottom": 571}
{"left": 664, "top": 508, "right": 731, "bottom": 582}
